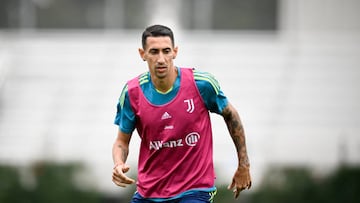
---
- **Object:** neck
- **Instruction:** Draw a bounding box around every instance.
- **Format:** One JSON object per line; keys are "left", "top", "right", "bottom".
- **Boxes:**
{"left": 152, "top": 67, "right": 178, "bottom": 93}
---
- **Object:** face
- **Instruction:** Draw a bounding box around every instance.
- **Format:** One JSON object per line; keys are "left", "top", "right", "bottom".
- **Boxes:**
{"left": 139, "top": 36, "right": 178, "bottom": 80}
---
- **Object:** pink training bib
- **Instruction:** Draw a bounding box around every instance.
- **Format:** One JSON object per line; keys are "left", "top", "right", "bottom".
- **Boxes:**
{"left": 127, "top": 68, "right": 215, "bottom": 198}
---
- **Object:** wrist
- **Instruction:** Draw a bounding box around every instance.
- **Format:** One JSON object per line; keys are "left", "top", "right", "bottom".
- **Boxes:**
{"left": 237, "top": 164, "right": 250, "bottom": 170}
{"left": 113, "top": 162, "right": 124, "bottom": 169}
{"left": 238, "top": 158, "right": 250, "bottom": 169}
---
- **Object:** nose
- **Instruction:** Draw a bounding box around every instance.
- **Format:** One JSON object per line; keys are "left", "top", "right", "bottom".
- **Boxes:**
{"left": 157, "top": 52, "right": 165, "bottom": 64}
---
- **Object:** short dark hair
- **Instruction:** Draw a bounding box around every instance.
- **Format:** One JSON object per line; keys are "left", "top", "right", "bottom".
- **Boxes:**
{"left": 142, "top": 25, "right": 175, "bottom": 49}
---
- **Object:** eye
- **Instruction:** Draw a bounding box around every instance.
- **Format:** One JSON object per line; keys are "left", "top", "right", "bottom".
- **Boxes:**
{"left": 163, "top": 48, "right": 171, "bottom": 54}
{"left": 149, "top": 49, "right": 159, "bottom": 55}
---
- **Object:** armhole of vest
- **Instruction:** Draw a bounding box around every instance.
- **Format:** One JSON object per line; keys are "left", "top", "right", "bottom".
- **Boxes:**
{"left": 188, "top": 68, "right": 209, "bottom": 110}
{"left": 127, "top": 78, "right": 140, "bottom": 114}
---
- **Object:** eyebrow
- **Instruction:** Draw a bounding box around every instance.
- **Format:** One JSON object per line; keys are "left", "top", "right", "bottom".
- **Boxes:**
{"left": 149, "top": 47, "right": 171, "bottom": 52}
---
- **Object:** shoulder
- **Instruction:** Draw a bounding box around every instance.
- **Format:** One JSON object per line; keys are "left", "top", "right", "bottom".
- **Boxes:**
{"left": 118, "top": 83, "right": 129, "bottom": 108}
{"left": 193, "top": 69, "right": 221, "bottom": 95}
{"left": 127, "top": 71, "right": 150, "bottom": 88}
{"left": 137, "top": 71, "right": 150, "bottom": 86}
{"left": 120, "top": 71, "right": 151, "bottom": 106}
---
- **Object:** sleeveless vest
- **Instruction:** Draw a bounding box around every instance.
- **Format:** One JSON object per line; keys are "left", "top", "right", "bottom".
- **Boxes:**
{"left": 127, "top": 68, "right": 215, "bottom": 198}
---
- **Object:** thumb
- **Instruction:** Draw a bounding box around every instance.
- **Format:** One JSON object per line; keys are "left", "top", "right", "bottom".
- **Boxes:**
{"left": 122, "top": 164, "right": 130, "bottom": 173}
{"left": 227, "top": 180, "right": 235, "bottom": 190}
{"left": 114, "top": 163, "right": 130, "bottom": 174}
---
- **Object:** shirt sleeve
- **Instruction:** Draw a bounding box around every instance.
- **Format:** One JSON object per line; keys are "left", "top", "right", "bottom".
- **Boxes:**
{"left": 194, "top": 70, "right": 228, "bottom": 114}
{"left": 114, "top": 84, "right": 136, "bottom": 134}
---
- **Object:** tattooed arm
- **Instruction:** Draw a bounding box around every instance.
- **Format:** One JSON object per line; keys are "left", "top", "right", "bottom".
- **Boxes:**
{"left": 222, "top": 102, "right": 252, "bottom": 199}
{"left": 112, "top": 130, "right": 135, "bottom": 187}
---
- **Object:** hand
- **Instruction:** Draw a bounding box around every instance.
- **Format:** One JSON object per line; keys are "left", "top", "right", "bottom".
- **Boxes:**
{"left": 112, "top": 163, "right": 135, "bottom": 187}
{"left": 228, "top": 166, "right": 251, "bottom": 199}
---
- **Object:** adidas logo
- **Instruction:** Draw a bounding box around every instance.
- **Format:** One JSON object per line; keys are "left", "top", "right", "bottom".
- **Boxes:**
{"left": 161, "top": 112, "right": 172, "bottom": 120}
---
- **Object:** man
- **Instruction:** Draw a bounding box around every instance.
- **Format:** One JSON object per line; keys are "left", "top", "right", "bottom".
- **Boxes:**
{"left": 112, "top": 24, "right": 251, "bottom": 202}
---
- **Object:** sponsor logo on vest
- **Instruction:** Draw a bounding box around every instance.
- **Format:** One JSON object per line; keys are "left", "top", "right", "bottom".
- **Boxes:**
{"left": 164, "top": 125, "right": 174, "bottom": 130}
{"left": 149, "top": 139, "right": 183, "bottom": 150}
{"left": 149, "top": 132, "right": 200, "bottom": 150}
{"left": 161, "top": 112, "right": 172, "bottom": 120}
{"left": 185, "top": 132, "right": 200, "bottom": 146}
{"left": 184, "top": 99, "right": 195, "bottom": 113}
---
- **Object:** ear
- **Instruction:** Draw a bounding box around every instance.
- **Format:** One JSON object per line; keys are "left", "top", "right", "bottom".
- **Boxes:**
{"left": 138, "top": 48, "right": 145, "bottom": 61}
{"left": 173, "top": 46, "right": 178, "bottom": 59}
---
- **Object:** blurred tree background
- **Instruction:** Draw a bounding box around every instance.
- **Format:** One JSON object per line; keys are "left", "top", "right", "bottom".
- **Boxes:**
{"left": 1, "top": 163, "right": 360, "bottom": 202}
{"left": 0, "top": 162, "right": 101, "bottom": 203}
{"left": 215, "top": 166, "right": 360, "bottom": 203}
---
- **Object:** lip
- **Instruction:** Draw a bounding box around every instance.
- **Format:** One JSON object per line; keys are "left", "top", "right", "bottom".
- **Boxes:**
{"left": 156, "top": 66, "right": 167, "bottom": 71}
{"left": 156, "top": 65, "right": 167, "bottom": 69}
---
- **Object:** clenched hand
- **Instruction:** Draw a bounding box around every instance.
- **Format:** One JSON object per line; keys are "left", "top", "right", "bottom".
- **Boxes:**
{"left": 112, "top": 163, "right": 135, "bottom": 187}
{"left": 228, "top": 166, "right": 251, "bottom": 199}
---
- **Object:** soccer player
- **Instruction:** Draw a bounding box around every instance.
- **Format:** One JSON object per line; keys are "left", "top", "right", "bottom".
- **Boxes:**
{"left": 112, "top": 24, "right": 251, "bottom": 202}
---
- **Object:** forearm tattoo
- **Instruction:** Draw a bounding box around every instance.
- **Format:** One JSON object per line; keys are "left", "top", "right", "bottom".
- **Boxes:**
{"left": 222, "top": 105, "right": 250, "bottom": 168}
{"left": 117, "top": 144, "right": 129, "bottom": 163}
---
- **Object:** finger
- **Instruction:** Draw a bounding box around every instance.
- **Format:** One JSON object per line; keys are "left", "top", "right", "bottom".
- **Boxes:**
{"left": 112, "top": 170, "right": 135, "bottom": 184}
{"left": 233, "top": 188, "right": 240, "bottom": 199}
{"left": 112, "top": 172, "right": 123, "bottom": 182}
{"left": 240, "top": 180, "right": 251, "bottom": 190}
{"left": 247, "top": 181, "right": 252, "bottom": 189}
{"left": 112, "top": 172, "right": 135, "bottom": 184}
{"left": 227, "top": 180, "right": 235, "bottom": 190}
{"left": 112, "top": 169, "right": 124, "bottom": 179}
{"left": 122, "top": 165, "right": 130, "bottom": 173}
{"left": 112, "top": 173, "right": 135, "bottom": 187}
{"left": 124, "top": 177, "right": 136, "bottom": 184}
{"left": 112, "top": 178, "right": 128, "bottom": 187}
